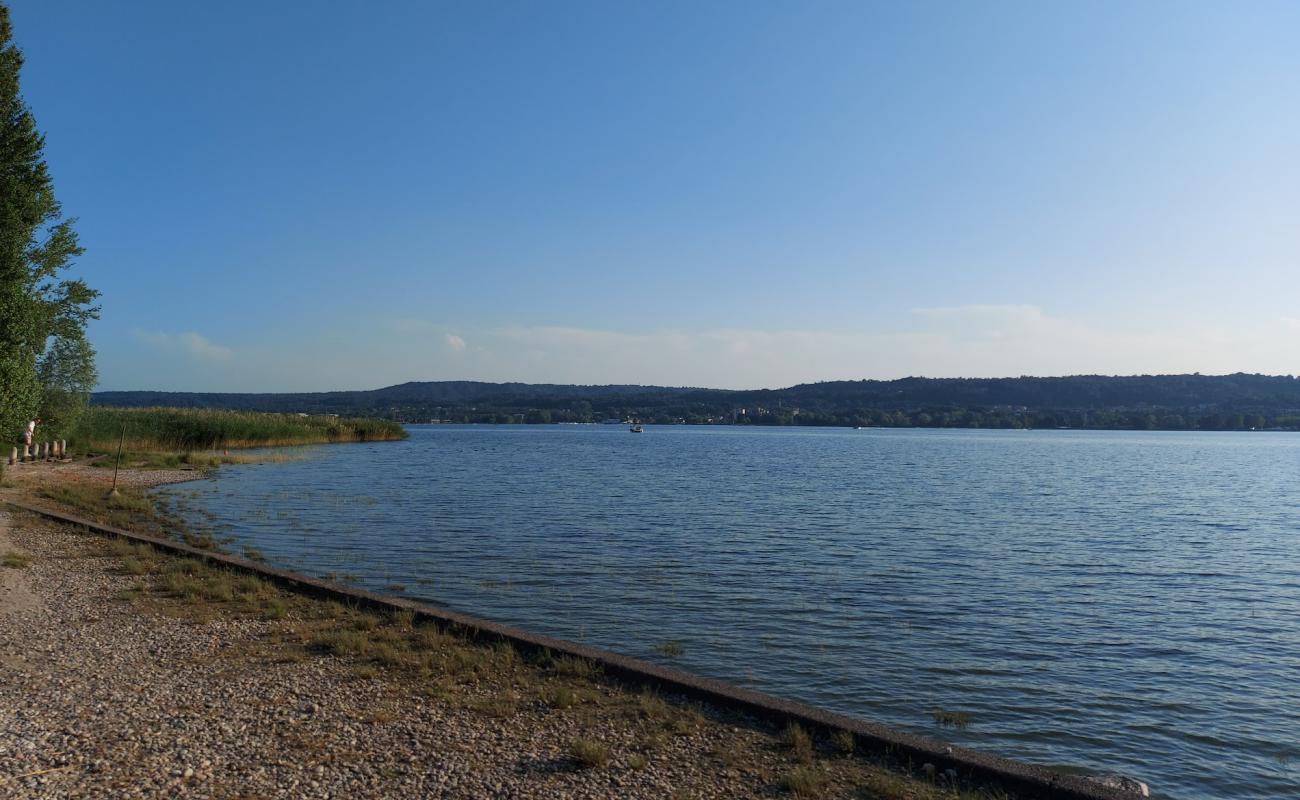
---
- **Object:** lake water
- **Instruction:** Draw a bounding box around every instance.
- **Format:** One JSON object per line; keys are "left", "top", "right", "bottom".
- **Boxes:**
{"left": 160, "top": 425, "right": 1300, "bottom": 799}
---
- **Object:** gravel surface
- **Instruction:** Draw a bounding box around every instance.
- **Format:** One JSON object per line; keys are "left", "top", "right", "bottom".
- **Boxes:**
{"left": 0, "top": 507, "right": 940, "bottom": 800}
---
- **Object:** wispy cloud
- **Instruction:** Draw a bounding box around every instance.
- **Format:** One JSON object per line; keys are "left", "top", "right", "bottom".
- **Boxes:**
{"left": 131, "top": 329, "right": 233, "bottom": 361}
{"left": 444, "top": 333, "right": 466, "bottom": 352}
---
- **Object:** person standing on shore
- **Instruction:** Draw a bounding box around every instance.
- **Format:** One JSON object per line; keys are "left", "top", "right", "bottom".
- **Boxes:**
{"left": 23, "top": 418, "right": 37, "bottom": 449}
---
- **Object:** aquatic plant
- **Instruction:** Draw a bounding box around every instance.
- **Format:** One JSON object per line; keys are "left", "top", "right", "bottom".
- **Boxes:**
{"left": 930, "top": 709, "right": 972, "bottom": 729}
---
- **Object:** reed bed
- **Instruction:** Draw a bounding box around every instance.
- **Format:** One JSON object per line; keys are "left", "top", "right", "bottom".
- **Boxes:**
{"left": 72, "top": 407, "right": 407, "bottom": 452}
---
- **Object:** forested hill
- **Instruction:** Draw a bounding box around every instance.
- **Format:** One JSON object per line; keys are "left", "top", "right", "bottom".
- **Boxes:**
{"left": 92, "top": 373, "right": 1300, "bottom": 430}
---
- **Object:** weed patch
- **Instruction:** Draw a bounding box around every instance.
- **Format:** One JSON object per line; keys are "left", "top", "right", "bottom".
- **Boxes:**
{"left": 778, "top": 765, "right": 828, "bottom": 797}
{"left": 781, "top": 723, "right": 814, "bottom": 764}
{"left": 569, "top": 738, "right": 609, "bottom": 768}
{"left": 2, "top": 551, "right": 31, "bottom": 569}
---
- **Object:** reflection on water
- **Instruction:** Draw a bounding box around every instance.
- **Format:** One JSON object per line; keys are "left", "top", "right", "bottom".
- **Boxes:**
{"left": 162, "top": 426, "right": 1300, "bottom": 800}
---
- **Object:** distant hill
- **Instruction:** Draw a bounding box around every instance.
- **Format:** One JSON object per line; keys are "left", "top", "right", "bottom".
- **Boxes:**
{"left": 92, "top": 373, "right": 1300, "bottom": 430}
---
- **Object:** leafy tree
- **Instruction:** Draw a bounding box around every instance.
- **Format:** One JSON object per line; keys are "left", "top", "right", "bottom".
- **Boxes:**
{"left": 36, "top": 334, "right": 96, "bottom": 439}
{"left": 0, "top": 5, "right": 98, "bottom": 443}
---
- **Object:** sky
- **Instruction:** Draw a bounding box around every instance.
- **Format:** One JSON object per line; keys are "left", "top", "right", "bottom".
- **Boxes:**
{"left": 8, "top": 0, "right": 1300, "bottom": 391}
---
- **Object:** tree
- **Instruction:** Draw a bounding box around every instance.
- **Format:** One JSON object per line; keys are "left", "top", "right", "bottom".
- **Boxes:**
{"left": 0, "top": 5, "right": 99, "bottom": 442}
{"left": 36, "top": 334, "right": 96, "bottom": 439}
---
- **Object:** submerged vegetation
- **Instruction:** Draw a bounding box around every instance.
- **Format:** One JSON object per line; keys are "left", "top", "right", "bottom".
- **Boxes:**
{"left": 70, "top": 406, "right": 406, "bottom": 453}
{"left": 931, "top": 709, "right": 974, "bottom": 730}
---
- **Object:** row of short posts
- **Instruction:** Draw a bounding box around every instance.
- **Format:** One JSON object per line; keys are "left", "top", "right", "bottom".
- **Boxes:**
{"left": 7, "top": 440, "right": 68, "bottom": 465}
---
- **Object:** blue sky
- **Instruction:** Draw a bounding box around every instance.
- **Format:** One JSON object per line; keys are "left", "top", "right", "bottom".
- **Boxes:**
{"left": 10, "top": 0, "right": 1299, "bottom": 390}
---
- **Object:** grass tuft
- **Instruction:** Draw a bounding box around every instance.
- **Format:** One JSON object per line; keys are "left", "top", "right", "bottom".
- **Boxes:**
{"left": 569, "top": 738, "right": 609, "bottom": 768}
{"left": 2, "top": 551, "right": 32, "bottom": 569}
{"left": 832, "top": 729, "right": 855, "bottom": 755}
{"left": 778, "top": 765, "right": 828, "bottom": 797}
{"left": 781, "top": 722, "right": 814, "bottom": 764}
{"left": 553, "top": 654, "right": 600, "bottom": 679}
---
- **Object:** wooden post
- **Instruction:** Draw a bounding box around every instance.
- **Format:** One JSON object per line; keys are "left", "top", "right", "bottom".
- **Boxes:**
{"left": 52, "top": 441, "right": 60, "bottom": 458}
{"left": 42, "top": 442, "right": 50, "bottom": 460}
{"left": 61, "top": 440, "right": 68, "bottom": 459}
{"left": 21, "top": 444, "right": 29, "bottom": 462}
{"left": 7, "top": 447, "right": 14, "bottom": 466}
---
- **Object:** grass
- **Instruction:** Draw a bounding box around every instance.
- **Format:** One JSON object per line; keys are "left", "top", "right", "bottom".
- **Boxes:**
{"left": 552, "top": 654, "right": 600, "bottom": 679}
{"left": 539, "top": 683, "right": 596, "bottom": 710}
{"left": 568, "top": 738, "right": 610, "bottom": 768}
{"left": 781, "top": 722, "right": 814, "bottom": 764}
{"left": 778, "top": 765, "right": 829, "bottom": 797}
{"left": 72, "top": 406, "right": 406, "bottom": 454}
{"left": 471, "top": 692, "right": 521, "bottom": 718}
{"left": 832, "top": 729, "right": 855, "bottom": 755}
{"left": 92, "top": 449, "right": 304, "bottom": 472}
{"left": 2, "top": 551, "right": 32, "bottom": 568}
{"left": 37, "top": 483, "right": 195, "bottom": 541}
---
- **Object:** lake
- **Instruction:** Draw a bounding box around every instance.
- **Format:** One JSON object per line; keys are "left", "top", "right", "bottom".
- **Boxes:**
{"left": 160, "top": 425, "right": 1300, "bottom": 799}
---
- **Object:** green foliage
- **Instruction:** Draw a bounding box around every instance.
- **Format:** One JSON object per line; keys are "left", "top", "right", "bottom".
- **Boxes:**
{"left": 0, "top": 6, "right": 99, "bottom": 443}
{"left": 70, "top": 406, "right": 407, "bottom": 452}
{"left": 37, "top": 334, "right": 96, "bottom": 439}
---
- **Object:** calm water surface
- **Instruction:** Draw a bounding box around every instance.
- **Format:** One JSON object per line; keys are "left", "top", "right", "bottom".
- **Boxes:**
{"left": 162, "top": 426, "right": 1300, "bottom": 799}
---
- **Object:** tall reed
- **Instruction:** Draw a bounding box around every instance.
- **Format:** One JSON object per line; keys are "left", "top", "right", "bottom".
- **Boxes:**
{"left": 71, "top": 407, "right": 407, "bottom": 452}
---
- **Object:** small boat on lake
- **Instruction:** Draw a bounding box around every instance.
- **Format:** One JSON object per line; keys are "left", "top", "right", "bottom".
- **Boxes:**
{"left": 630, "top": 424, "right": 643, "bottom": 433}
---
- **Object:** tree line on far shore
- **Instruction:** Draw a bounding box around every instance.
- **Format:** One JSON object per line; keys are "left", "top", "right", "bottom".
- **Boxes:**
{"left": 0, "top": 6, "right": 98, "bottom": 444}
{"left": 94, "top": 373, "right": 1300, "bottom": 431}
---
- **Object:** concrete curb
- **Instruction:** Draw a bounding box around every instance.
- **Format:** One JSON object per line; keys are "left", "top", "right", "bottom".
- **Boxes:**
{"left": 7, "top": 498, "right": 1136, "bottom": 800}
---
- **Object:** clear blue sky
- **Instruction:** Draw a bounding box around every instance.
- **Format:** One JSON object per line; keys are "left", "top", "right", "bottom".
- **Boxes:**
{"left": 9, "top": 0, "right": 1299, "bottom": 390}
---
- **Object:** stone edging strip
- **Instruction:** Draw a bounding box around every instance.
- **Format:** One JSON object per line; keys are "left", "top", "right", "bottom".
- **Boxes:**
{"left": 6, "top": 498, "right": 1133, "bottom": 800}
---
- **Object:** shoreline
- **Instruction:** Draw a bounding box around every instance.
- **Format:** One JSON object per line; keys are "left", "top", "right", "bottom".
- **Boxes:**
{"left": 0, "top": 462, "right": 1141, "bottom": 799}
